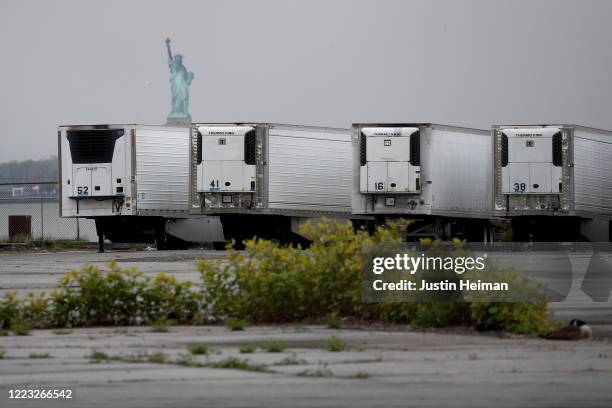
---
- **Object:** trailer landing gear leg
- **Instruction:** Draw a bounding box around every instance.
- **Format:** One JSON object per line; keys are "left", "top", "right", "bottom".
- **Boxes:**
{"left": 156, "top": 221, "right": 167, "bottom": 250}
{"left": 96, "top": 223, "right": 105, "bottom": 253}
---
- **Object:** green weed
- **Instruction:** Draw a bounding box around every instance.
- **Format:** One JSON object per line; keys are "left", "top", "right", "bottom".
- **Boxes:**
{"left": 188, "top": 343, "right": 209, "bottom": 355}
{"left": 326, "top": 335, "right": 346, "bottom": 352}
{"left": 259, "top": 340, "right": 286, "bottom": 353}
{"left": 88, "top": 350, "right": 110, "bottom": 363}
{"left": 147, "top": 352, "right": 169, "bottom": 364}
{"left": 29, "top": 352, "right": 52, "bottom": 359}
{"left": 150, "top": 316, "right": 169, "bottom": 332}
{"left": 10, "top": 321, "right": 31, "bottom": 336}
{"left": 225, "top": 319, "right": 247, "bottom": 331}
{"left": 208, "top": 357, "right": 269, "bottom": 372}
{"left": 239, "top": 345, "right": 255, "bottom": 354}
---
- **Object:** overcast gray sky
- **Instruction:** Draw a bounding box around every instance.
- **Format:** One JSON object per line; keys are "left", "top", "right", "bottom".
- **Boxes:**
{"left": 1, "top": 0, "right": 611, "bottom": 162}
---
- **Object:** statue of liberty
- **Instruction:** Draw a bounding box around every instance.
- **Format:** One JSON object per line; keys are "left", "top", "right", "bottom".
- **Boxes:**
{"left": 165, "top": 38, "right": 194, "bottom": 124}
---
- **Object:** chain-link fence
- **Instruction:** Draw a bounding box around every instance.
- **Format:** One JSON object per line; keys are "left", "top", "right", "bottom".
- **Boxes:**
{"left": 0, "top": 182, "right": 96, "bottom": 242}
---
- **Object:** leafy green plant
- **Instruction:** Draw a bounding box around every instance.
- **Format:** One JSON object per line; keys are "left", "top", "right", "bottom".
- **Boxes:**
{"left": 88, "top": 350, "right": 110, "bottom": 363}
{"left": 10, "top": 320, "right": 31, "bottom": 336}
{"left": 198, "top": 219, "right": 552, "bottom": 335}
{"left": 114, "top": 351, "right": 148, "bottom": 363}
{"left": 198, "top": 220, "right": 399, "bottom": 323}
{"left": 52, "top": 262, "right": 145, "bottom": 326}
{"left": 150, "top": 316, "right": 169, "bottom": 332}
{"left": 0, "top": 348, "right": 5, "bottom": 359}
{"left": 208, "top": 357, "right": 269, "bottom": 372}
{"left": 51, "top": 261, "right": 205, "bottom": 327}
{"left": 467, "top": 267, "right": 551, "bottom": 335}
{"left": 225, "top": 319, "right": 247, "bottom": 331}
{"left": 259, "top": 340, "right": 286, "bottom": 353}
{"left": 188, "top": 343, "right": 209, "bottom": 355}
{"left": 29, "top": 352, "right": 52, "bottom": 359}
{"left": 1, "top": 260, "right": 206, "bottom": 331}
{"left": 143, "top": 272, "right": 203, "bottom": 323}
{"left": 326, "top": 335, "right": 346, "bottom": 352}
{"left": 0, "top": 292, "right": 22, "bottom": 329}
{"left": 239, "top": 345, "right": 255, "bottom": 354}
{"left": 23, "top": 292, "right": 52, "bottom": 328}
{"left": 324, "top": 312, "right": 342, "bottom": 329}
{"left": 176, "top": 353, "right": 204, "bottom": 367}
{"left": 147, "top": 352, "right": 169, "bottom": 364}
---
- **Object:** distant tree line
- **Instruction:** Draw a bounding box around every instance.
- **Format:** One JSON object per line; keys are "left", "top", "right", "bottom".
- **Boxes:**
{"left": 0, "top": 156, "right": 58, "bottom": 183}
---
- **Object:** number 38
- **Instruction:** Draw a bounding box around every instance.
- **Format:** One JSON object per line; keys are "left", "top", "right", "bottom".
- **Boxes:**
{"left": 513, "top": 182, "right": 526, "bottom": 192}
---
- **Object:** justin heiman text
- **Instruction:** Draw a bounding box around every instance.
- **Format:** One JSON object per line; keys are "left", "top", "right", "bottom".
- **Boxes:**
{"left": 372, "top": 279, "right": 509, "bottom": 291}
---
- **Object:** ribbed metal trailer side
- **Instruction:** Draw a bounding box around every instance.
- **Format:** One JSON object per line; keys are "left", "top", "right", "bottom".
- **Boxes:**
{"left": 135, "top": 126, "right": 190, "bottom": 214}
{"left": 266, "top": 125, "right": 352, "bottom": 213}
{"left": 573, "top": 126, "right": 612, "bottom": 218}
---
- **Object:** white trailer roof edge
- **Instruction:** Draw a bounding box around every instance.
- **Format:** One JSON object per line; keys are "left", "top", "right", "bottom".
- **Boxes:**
{"left": 353, "top": 123, "right": 490, "bottom": 135}
{"left": 59, "top": 124, "right": 189, "bottom": 131}
{"left": 192, "top": 122, "right": 349, "bottom": 133}
{"left": 493, "top": 124, "right": 612, "bottom": 136}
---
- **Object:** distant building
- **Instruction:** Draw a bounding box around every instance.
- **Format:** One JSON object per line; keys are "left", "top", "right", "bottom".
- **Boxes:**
{"left": 2, "top": 184, "right": 59, "bottom": 199}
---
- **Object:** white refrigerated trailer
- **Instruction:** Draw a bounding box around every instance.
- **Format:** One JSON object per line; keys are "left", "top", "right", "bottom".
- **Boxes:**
{"left": 352, "top": 123, "right": 495, "bottom": 241}
{"left": 493, "top": 124, "right": 612, "bottom": 241}
{"left": 189, "top": 123, "right": 355, "bottom": 245}
{"left": 59, "top": 124, "right": 223, "bottom": 251}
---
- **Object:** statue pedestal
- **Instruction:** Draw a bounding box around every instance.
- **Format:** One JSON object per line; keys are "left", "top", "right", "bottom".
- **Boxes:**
{"left": 166, "top": 115, "right": 192, "bottom": 126}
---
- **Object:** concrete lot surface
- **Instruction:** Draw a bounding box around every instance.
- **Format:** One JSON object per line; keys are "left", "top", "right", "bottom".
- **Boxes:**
{"left": 1, "top": 325, "right": 612, "bottom": 407}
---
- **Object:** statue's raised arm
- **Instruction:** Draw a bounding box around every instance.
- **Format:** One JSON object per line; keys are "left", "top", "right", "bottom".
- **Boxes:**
{"left": 165, "top": 38, "right": 173, "bottom": 61}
